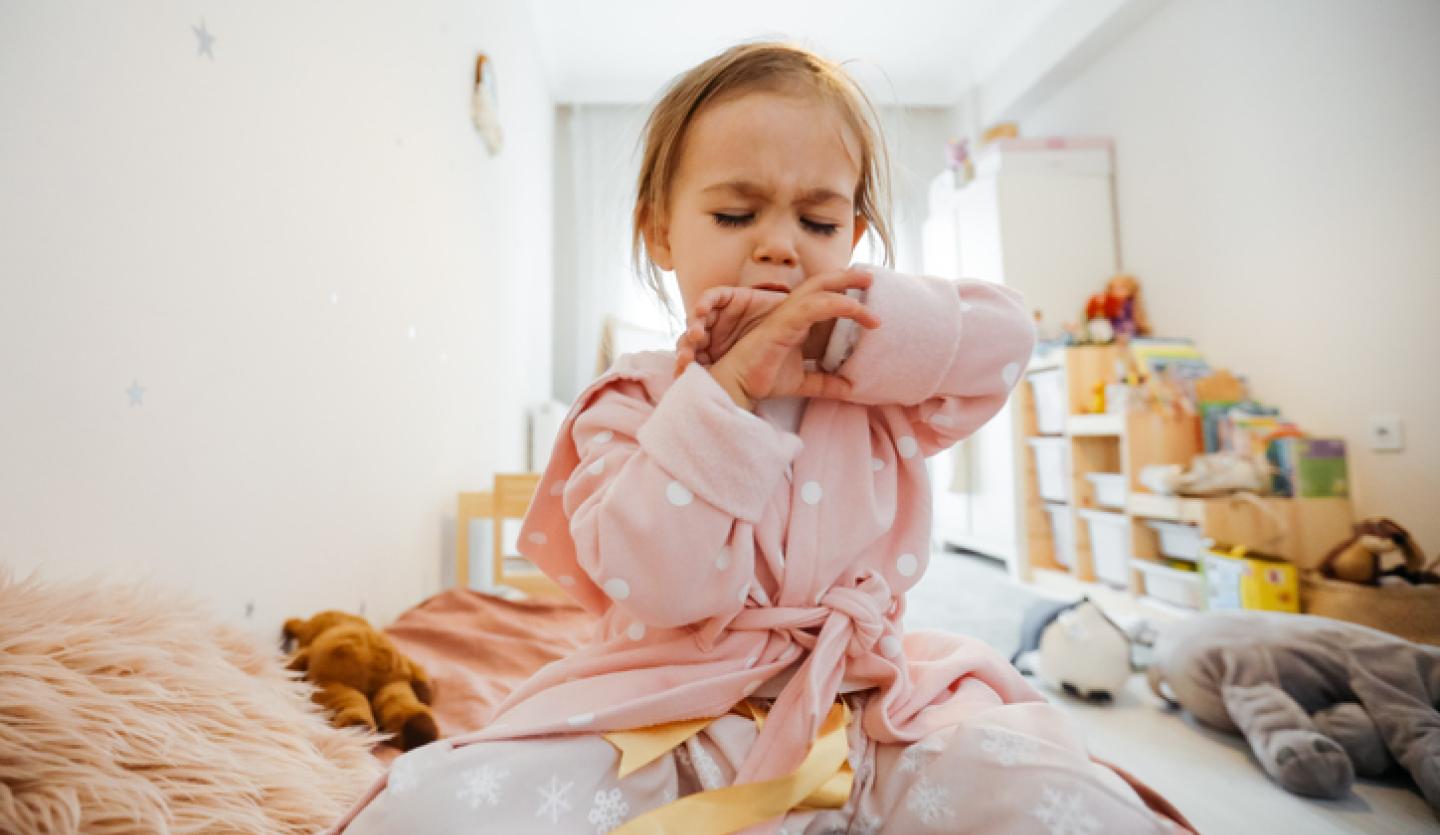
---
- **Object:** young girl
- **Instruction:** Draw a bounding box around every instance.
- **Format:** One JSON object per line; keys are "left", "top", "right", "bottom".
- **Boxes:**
{"left": 330, "top": 42, "right": 1191, "bottom": 835}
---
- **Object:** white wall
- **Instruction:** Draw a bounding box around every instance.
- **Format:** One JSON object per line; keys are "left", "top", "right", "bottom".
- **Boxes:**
{"left": 1016, "top": 0, "right": 1440, "bottom": 547}
{"left": 0, "top": 0, "right": 555, "bottom": 637}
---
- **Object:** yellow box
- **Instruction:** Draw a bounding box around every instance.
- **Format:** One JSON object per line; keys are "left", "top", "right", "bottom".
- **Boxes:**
{"left": 1202, "top": 545, "right": 1300, "bottom": 613}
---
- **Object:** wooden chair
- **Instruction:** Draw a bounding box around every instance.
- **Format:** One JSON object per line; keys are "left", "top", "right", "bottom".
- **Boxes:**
{"left": 455, "top": 473, "right": 563, "bottom": 598}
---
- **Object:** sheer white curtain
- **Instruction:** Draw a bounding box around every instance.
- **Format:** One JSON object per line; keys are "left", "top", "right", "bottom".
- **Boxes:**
{"left": 552, "top": 104, "right": 679, "bottom": 403}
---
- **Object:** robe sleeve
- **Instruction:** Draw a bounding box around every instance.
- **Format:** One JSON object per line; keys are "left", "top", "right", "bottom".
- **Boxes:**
{"left": 558, "top": 362, "right": 804, "bottom": 628}
{"left": 835, "top": 268, "right": 1036, "bottom": 458}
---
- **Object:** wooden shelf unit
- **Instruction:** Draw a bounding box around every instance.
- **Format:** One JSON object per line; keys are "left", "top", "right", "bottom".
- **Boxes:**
{"left": 1017, "top": 344, "right": 1202, "bottom": 593}
{"left": 1017, "top": 344, "right": 1356, "bottom": 608}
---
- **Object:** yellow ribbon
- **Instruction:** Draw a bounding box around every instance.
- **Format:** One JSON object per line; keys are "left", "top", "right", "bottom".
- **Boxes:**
{"left": 605, "top": 699, "right": 852, "bottom": 835}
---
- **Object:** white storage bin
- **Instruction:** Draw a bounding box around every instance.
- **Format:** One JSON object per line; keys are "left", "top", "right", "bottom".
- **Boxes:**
{"left": 1027, "top": 437, "right": 1070, "bottom": 503}
{"left": 1133, "top": 560, "right": 1207, "bottom": 609}
{"left": 1027, "top": 368, "right": 1066, "bottom": 435}
{"left": 1043, "top": 502, "right": 1076, "bottom": 569}
{"left": 1078, "top": 509, "right": 1131, "bottom": 588}
{"left": 1085, "top": 473, "right": 1127, "bottom": 510}
{"left": 1145, "top": 520, "right": 1206, "bottom": 562}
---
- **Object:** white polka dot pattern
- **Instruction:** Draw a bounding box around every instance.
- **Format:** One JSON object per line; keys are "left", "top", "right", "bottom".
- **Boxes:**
{"left": 527, "top": 532, "right": 547, "bottom": 545}
{"left": 881, "top": 636, "right": 902, "bottom": 657}
{"left": 1002, "top": 362, "right": 1021, "bottom": 387}
{"left": 588, "top": 458, "right": 605, "bottom": 476}
{"left": 604, "top": 578, "right": 630, "bottom": 601}
{"left": 897, "top": 436, "right": 919, "bottom": 459}
{"left": 566, "top": 713, "right": 594, "bottom": 727}
{"left": 897, "top": 553, "right": 919, "bottom": 577}
{"left": 666, "top": 481, "right": 693, "bottom": 507}
{"left": 558, "top": 575, "right": 576, "bottom": 587}
{"left": 592, "top": 430, "right": 614, "bottom": 445}
{"left": 549, "top": 480, "right": 564, "bottom": 497}
{"left": 626, "top": 622, "right": 646, "bottom": 641}
{"left": 714, "top": 548, "right": 730, "bottom": 571}
{"left": 872, "top": 458, "right": 884, "bottom": 472}
{"left": 801, "top": 481, "right": 823, "bottom": 505}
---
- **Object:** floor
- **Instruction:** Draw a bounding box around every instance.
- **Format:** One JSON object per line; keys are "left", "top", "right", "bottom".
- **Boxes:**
{"left": 905, "top": 550, "right": 1437, "bottom": 834}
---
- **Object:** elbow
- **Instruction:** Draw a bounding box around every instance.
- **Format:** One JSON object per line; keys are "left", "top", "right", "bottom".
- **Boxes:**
{"left": 573, "top": 497, "right": 739, "bottom": 629}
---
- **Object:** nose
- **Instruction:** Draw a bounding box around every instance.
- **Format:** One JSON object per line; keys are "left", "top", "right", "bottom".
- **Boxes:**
{"left": 752, "top": 219, "right": 798, "bottom": 270}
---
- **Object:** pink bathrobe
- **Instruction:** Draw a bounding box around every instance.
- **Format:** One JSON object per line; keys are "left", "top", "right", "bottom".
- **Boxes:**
{"left": 469, "top": 267, "right": 1042, "bottom": 768}
{"left": 329, "top": 267, "right": 1188, "bottom": 834}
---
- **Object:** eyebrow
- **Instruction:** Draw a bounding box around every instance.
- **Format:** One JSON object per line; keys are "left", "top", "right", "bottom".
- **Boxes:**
{"left": 701, "top": 180, "right": 851, "bottom": 207}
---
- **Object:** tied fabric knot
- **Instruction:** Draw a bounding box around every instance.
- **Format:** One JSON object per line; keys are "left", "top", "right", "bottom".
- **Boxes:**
{"left": 724, "top": 571, "right": 896, "bottom": 662}
{"left": 817, "top": 572, "right": 891, "bottom": 659}
{"left": 723, "top": 570, "right": 899, "bottom": 798}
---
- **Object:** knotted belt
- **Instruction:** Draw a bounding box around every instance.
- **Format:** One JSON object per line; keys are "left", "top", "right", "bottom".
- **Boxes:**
{"left": 608, "top": 573, "right": 894, "bottom": 834}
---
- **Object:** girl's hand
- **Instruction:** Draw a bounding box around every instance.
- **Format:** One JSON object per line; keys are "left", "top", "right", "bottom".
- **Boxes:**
{"left": 705, "top": 267, "right": 879, "bottom": 409}
{"left": 673, "top": 286, "right": 788, "bottom": 376}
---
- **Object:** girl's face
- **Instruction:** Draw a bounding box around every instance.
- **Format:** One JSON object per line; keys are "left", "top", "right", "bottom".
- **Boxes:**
{"left": 646, "top": 92, "right": 869, "bottom": 315}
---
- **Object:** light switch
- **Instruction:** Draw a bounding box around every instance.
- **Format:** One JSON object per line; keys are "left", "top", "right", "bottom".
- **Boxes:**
{"left": 1368, "top": 416, "right": 1404, "bottom": 452}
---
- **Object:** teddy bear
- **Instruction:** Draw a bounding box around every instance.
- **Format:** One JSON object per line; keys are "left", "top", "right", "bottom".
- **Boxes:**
{"left": 1147, "top": 609, "right": 1440, "bottom": 815}
{"left": 1324, "top": 517, "right": 1433, "bottom": 586}
{"left": 283, "top": 610, "right": 439, "bottom": 751}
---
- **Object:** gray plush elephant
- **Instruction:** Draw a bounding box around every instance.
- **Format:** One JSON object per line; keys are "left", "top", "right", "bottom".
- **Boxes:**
{"left": 1147, "top": 610, "right": 1440, "bottom": 814}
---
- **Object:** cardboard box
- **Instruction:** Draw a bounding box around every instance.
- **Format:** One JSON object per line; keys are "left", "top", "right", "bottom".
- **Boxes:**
{"left": 1268, "top": 437, "right": 1349, "bottom": 498}
{"left": 1203, "top": 547, "right": 1300, "bottom": 613}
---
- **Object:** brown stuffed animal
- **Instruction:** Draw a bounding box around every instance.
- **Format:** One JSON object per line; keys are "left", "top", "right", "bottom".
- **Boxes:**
{"left": 283, "top": 610, "right": 439, "bottom": 751}
{"left": 1325, "top": 518, "right": 1431, "bottom": 586}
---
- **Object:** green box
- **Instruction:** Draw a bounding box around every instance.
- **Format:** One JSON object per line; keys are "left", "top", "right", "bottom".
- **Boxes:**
{"left": 1267, "top": 437, "right": 1349, "bottom": 498}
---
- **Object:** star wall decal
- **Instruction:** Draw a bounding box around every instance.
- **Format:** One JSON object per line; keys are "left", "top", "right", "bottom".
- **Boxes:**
{"left": 193, "top": 20, "right": 216, "bottom": 60}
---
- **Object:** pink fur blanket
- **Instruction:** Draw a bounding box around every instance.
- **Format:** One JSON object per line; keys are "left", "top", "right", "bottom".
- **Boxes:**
{"left": 0, "top": 570, "right": 382, "bottom": 835}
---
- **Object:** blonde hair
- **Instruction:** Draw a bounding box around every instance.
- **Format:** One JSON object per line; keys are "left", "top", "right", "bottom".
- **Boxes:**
{"left": 630, "top": 41, "right": 895, "bottom": 310}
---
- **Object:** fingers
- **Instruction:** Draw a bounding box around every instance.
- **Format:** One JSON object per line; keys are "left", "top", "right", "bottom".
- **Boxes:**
{"left": 673, "top": 341, "right": 693, "bottom": 377}
{"left": 686, "top": 317, "right": 710, "bottom": 353}
{"left": 794, "top": 370, "right": 855, "bottom": 401}
{"left": 674, "top": 316, "right": 711, "bottom": 376}
{"left": 691, "top": 286, "right": 737, "bottom": 324}
{"left": 780, "top": 291, "right": 881, "bottom": 332}
{"left": 795, "top": 266, "right": 874, "bottom": 297}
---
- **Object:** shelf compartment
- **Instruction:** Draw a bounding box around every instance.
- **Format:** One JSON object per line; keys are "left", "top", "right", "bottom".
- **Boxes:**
{"left": 1067, "top": 414, "right": 1125, "bottom": 436}
{"left": 1133, "top": 559, "right": 1207, "bottom": 609}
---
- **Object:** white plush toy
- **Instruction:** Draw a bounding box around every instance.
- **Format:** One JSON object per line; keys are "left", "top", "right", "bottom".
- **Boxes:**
{"left": 1013, "top": 598, "right": 1134, "bottom": 701}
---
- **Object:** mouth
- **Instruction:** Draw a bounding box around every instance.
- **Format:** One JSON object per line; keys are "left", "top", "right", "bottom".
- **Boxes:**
{"left": 749, "top": 282, "right": 791, "bottom": 294}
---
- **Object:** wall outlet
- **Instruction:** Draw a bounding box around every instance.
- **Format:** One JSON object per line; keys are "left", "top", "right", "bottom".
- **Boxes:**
{"left": 1368, "top": 415, "right": 1404, "bottom": 452}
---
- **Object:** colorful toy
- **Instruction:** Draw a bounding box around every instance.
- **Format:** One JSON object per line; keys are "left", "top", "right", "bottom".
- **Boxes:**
{"left": 1103, "top": 274, "right": 1151, "bottom": 340}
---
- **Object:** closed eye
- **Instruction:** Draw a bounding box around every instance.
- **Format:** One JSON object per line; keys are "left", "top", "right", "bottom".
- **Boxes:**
{"left": 711, "top": 213, "right": 840, "bottom": 237}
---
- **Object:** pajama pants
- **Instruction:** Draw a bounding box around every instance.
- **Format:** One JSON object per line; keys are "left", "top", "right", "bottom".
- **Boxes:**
{"left": 345, "top": 693, "right": 1182, "bottom": 834}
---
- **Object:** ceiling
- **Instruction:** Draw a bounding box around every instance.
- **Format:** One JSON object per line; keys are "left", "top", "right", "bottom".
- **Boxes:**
{"left": 525, "top": 0, "right": 1064, "bottom": 107}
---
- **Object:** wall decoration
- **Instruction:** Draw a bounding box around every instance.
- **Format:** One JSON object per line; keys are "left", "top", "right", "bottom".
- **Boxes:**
{"left": 192, "top": 20, "right": 216, "bottom": 60}
{"left": 471, "top": 53, "right": 503, "bottom": 155}
{"left": 127, "top": 380, "right": 146, "bottom": 407}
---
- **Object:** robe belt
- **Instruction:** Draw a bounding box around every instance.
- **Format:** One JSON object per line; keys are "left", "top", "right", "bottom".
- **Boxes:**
{"left": 607, "top": 573, "right": 894, "bottom": 834}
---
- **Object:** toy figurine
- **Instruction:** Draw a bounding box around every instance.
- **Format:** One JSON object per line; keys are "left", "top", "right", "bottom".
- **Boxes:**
{"left": 1104, "top": 274, "right": 1151, "bottom": 340}
{"left": 1084, "top": 292, "right": 1115, "bottom": 343}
